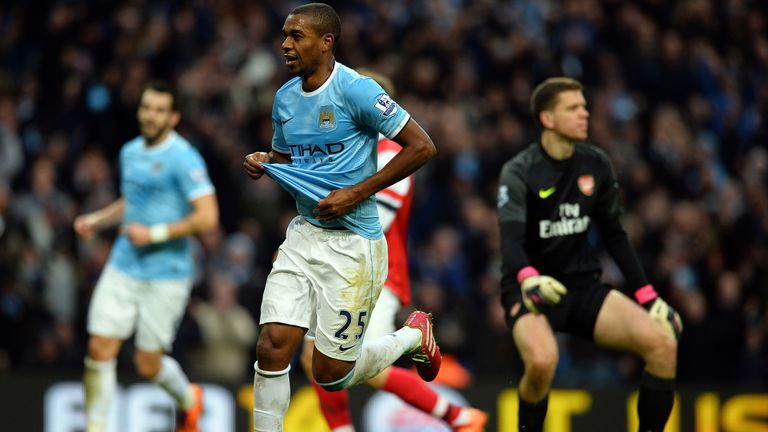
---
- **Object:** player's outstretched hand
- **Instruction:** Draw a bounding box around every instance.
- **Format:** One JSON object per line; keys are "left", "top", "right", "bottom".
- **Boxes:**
{"left": 73, "top": 214, "right": 98, "bottom": 240}
{"left": 644, "top": 297, "right": 683, "bottom": 341}
{"left": 521, "top": 275, "right": 567, "bottom": 314}
{"left": 243, "top": 152, "right": 269, "bottom": 180}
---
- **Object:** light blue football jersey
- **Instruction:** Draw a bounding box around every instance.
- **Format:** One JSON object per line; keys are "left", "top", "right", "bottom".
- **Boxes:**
{"left": 108, "top": 131, "right": 215, "bottom": 280}
{"left": 262, "top": 62, "right": 411, "bottom": 240}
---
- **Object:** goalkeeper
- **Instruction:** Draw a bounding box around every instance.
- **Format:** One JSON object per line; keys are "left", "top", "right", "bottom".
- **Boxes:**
{"left": 497, "top": 77, "right": 682, "bottom": 432}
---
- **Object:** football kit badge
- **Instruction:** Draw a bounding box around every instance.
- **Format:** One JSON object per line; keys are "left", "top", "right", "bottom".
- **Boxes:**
{"left": 578, "top": 175, "right": 594, "bottom": 196}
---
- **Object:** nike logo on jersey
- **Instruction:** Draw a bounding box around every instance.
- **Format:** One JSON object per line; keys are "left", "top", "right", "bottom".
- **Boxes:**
{"left": 339, "top": 343, "right": 357, "bottom": 352}
{"left": 281, "top": 116, "right": 294, "bottom": 125}
{"left": 538, "top": 187, "right": 556, "bottom": 199}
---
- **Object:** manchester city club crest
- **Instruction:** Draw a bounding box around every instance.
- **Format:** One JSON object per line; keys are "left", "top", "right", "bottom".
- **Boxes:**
{"left": 318, "top": 105, "right": 336, "bottom": 130}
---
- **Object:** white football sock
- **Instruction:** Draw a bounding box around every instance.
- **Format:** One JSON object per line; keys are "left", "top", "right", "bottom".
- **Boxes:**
{"left": 253, "top": 362, "right": 291, "bottom": 432}
{"left": 346, "top": 327, "right": 421, "bottom": 387}
{"left": 431, "top": 396, "right": 449, "bottom": 417}
{"left": 83, "top": 357, "right": 117, "bottom": 432}
{"left": 451, "top": 407, "right": 471, "bottom": 426}
{"left": 152, "top": 355, "right": 194, "bottom": 409}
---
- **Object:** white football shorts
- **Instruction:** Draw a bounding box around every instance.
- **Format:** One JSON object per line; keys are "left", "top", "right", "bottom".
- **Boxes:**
{"left": 260, "top": 216, "right": 387, "bottom": 361}
{"left": 363, "top": 287, "right": 401, "bottom": 339}
{"left": 305, "top": 286, "right": 400, "bottom": 341}
{"left": 87, "top": 265, "right": 193, "bottom": 352}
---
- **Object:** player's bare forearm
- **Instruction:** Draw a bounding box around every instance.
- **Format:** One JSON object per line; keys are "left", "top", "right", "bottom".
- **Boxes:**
{"left": 74, "top": 197, "right": 125, "bottom": 240}
{"left": 123, "top": 194, "right": 219, "bottom": 247}
{"left": 90, "top": 198, "right": 126, "bottom": 230}
{"left": 168, "top": 193, "right": 220, "bottom": 239}
{"left": 314, "top": 124, "right": 434, "bottom": 222}
{"left": 355, "top": 119, "right": 436, "bottom": 198}
{"left": 315, "top": 120, "right": 433, "bottom": 221}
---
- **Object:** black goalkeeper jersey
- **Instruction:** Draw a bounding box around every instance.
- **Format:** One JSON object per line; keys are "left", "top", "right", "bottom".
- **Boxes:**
{"left": 497, "top": 141, "right": 648, "bottom": 295}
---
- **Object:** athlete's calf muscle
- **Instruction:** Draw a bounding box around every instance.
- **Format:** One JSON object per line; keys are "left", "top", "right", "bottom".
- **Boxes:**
{"left": 256, "top": 323, "right": 305, "bottom": 370}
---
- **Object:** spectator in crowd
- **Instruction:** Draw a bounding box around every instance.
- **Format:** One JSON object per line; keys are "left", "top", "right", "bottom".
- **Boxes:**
{"left": 187, "top": 272, "right": 258, "bottom": 385}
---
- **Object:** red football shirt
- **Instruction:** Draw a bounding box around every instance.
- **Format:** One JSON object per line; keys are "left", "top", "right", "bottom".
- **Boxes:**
{"left": 376, "top": 138, "right": 414, "bottom": 305}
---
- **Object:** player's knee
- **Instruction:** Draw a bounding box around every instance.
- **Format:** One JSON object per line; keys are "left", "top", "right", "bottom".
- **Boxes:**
{"left": 642, "top": 329, "right": 677, "bottom": 372}
{"left": 256, "top": 336, "right": 277, "bottom": 362}
{"left": 255, "top": 333, "right": 293, "bottom": 370}
{"left": 87, "top": 337, "right": 119, "bottom": 361}
{"left": 526, "top": 350, "right": 558, "bottom": 382}
{"left": 133, "top": 352, "right": 161, "bottom": 379}
{"left": 87, "top": 343, "right": 110, "bottom": 362}
{"left": 135, "top": 362, "right": 159, "bottom": 379}
{"left": 654, "top": 332, "right": 678, "bottom": 366}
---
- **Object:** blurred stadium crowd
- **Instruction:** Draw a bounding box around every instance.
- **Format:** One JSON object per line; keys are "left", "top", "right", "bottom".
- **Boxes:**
{"left": 0, "top": 0, "right": 766, "bottom": 387}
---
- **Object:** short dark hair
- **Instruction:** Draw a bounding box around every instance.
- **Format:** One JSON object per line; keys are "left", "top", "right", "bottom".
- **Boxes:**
{"left": 290, "top": 3, "right": 341, "bottom": 51}
{"left": 530, "top": 77, "right": 583, "bottom": 130}
{"left": 143, "top": 81, "right": 179, "bottom": 111}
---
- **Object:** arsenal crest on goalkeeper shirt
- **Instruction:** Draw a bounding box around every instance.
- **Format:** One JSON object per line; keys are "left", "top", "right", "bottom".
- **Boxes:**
{"left": 578, "top": 174, "right": 594, "bottom": 196}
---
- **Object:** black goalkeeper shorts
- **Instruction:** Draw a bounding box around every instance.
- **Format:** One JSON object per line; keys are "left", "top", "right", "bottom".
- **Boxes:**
{"left": 501, "top": 272, "right": 612, "bottom": 341}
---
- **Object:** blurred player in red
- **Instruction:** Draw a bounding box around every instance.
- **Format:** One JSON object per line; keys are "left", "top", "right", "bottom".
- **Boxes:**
{"left": 300, "top": 68, "right": 486, "bottom": 432}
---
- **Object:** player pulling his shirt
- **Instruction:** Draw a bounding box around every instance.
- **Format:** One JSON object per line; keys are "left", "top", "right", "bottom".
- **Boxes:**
{"left": 243, "top": 4, "right": 440, "bottom": 431}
